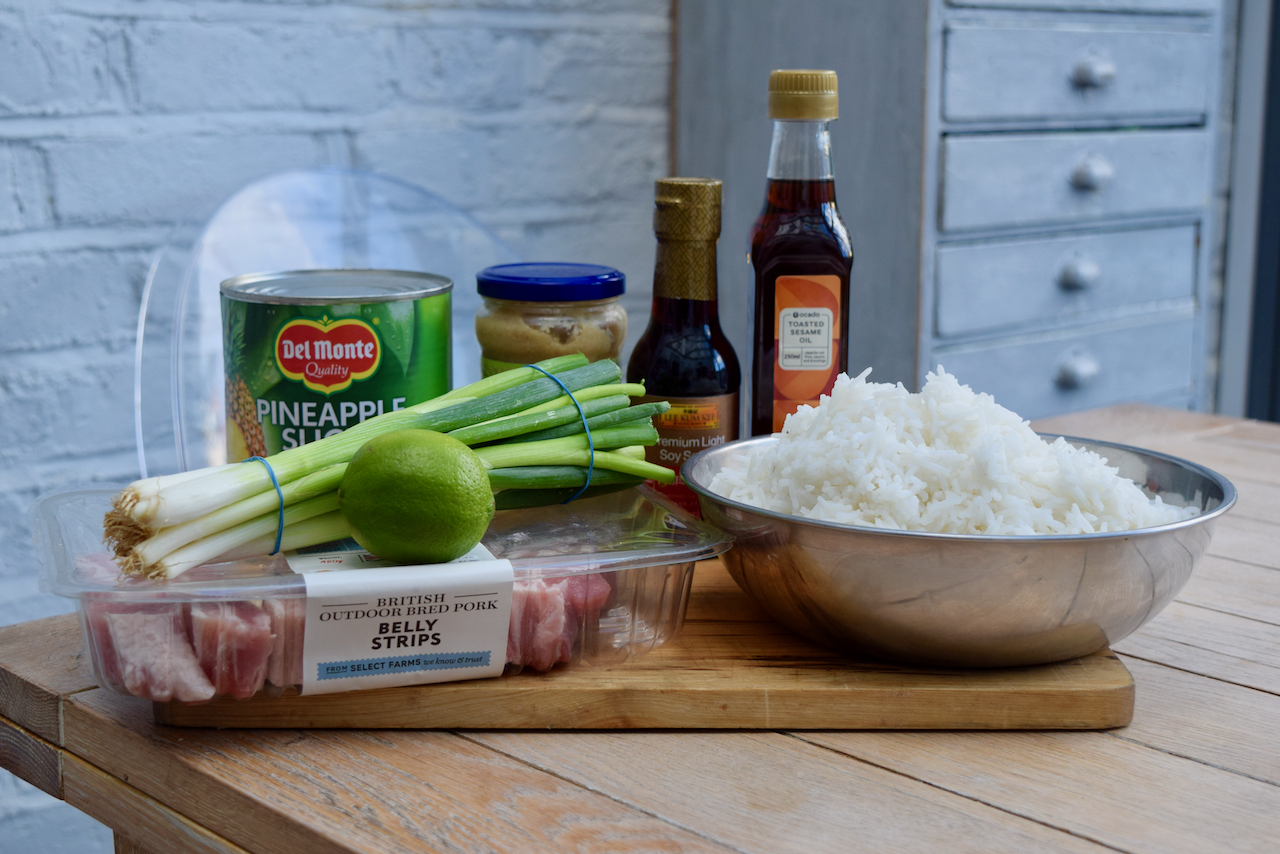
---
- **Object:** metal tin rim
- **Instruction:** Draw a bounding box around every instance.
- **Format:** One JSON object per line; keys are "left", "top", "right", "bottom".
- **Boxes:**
{"left": 220, "top": 268, "right": 453, "bottom": 305}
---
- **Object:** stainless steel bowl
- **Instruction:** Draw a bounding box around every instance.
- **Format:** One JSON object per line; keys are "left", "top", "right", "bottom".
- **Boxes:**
{"left": 683, "top": 435, "right": 1236, "bottom": 667}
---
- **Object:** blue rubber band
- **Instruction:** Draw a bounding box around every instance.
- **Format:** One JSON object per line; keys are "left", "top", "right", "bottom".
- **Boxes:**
{"left": 524, "top": 364, "right": 594, "bottom": 503}
{"left": 243, "top": 456, "right": 285, "bottom": 555}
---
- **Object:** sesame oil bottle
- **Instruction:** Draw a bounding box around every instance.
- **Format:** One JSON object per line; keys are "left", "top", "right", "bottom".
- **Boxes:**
{"left": 748, "top": 70, "right": 854, "bottom": 435}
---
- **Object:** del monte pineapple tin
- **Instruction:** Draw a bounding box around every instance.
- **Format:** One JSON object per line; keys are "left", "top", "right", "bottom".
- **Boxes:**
{"left": 220, "top": 269, "right": 451, "bottom": 461}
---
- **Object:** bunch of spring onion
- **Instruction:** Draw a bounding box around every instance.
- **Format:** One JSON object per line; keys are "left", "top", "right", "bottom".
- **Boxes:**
{"left": 104, "top": 355, "right": 674, "bottom": 580}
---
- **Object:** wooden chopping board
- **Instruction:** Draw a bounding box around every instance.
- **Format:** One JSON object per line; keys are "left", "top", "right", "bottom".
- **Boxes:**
{"left": 155, "top": 559, "right": 1134, "bottom": 730}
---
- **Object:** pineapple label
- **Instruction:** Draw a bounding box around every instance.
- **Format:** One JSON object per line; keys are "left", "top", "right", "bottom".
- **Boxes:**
{"left": 220, "top": 273, "right": 452, "bottom": 463}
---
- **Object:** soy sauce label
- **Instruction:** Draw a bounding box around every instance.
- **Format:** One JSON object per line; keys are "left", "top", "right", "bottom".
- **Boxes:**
{"left": 772, "top": 274, "right": 841, "bottom": 432}
{"left": 639, "top": 393, "right": 739, "bottom": 519}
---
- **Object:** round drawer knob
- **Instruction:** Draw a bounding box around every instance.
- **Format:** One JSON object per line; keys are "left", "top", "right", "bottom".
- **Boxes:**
{"left": 1055, "top": 352, "right": 1101, "bottom": 390}
{"left": 1058, "top": 257, "right": 1102, "bottom": 291}
{"left": 1070, "top": 156, "right": 1114, "bottom": 192}
{"left": 1072, "top": 57, "right": 1116, "bottom": 90}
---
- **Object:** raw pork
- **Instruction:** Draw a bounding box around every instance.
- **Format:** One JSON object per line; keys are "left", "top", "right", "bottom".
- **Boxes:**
{"left": 507, "top": 579, "right": 568, "bottom": 671}
{"left": 84, "top": 601, "right": 216, "bottom": 703}
{"left": 189, "top": 601, "right": 272, "bottom": 700}
{"left": 263, "top": 597, "right": 306, "bottom": 688}
{"left": 506, "top": 573, "right": 612, "bottom": 670}
{"left": 80, "top": 557, "right": 613, "bottom": 700}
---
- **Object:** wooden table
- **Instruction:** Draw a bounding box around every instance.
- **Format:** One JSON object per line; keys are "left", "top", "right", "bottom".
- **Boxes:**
{"left": 2, "top": 404, "right": 1277, "bottom": 853}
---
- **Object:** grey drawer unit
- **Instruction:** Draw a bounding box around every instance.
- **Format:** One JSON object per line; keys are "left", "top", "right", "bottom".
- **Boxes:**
{"left": 676, "top": 0, "right": 1229, "bottom": 422}
{"left": 942, "top": 128, "right": 1210, "bottom": 232}
{"left": 944, "top": 25, "right": 1213, "bottom": 122}
{"left": 935, "top": 315, "right": 1196, "bottom": 419}
{"left": 935, "top": 224, "right": 1197, "bottom": 337}
{"left": 948, "top": 1, "right": 1216, "bottom": 11}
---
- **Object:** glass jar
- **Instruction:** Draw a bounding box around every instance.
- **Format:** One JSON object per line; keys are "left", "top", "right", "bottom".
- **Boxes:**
{"left": 474, "top": 263, "right": 628, "bottom": 377}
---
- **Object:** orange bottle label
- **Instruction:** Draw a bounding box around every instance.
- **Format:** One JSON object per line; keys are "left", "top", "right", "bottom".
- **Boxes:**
{"left": 772, "top": 275, "right": 841, "bottom": 431}
{"left": 638, "top": 393, "right": 738, "bottom": 519}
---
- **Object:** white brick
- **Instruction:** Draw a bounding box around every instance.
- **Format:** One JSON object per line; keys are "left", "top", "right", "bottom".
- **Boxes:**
{"left": 0, "top": 448, "right": 140, "bottom": 581}
{"left": 45, "top": 132, "right": 328, "bottom": 225}
{"left": 0, "top": 490, "right": 40, "bottom": 579}
{"left": 0, "top": 147, "right": 23, "bottom": 232}
{"left": 0, "top": 346, "right": 137, "bottom": 469}
{"left": 505, "top": 206, "right": 652, "bottom": 267}
{"left": 0, "top": 145, "right": 52, "bottom": 232}
{"left": 0, "top": 248, "right": 146, "bottom": 352}
{"left": 0, "top": 577, "right": 75, "bottom": 624}
{"left": 483, "top": 120, "right": 665, "bottom": 206}
{"left": 352, "top": 125, "right": 490, "bottom": 204}
{"left": 130, "top": 21, "right": 396, "bottom": 113}
{"left": 539, "top": 30, "right": 669, "bottom": 106}
{"left": 0, "top": 13, "right": 130, "bottom": 117}
{"left": 394, "top": 26, "right": 528, "bottom": 110}
{"left": 394, "top": 0, "right": 664, "bottom": 9}
{"left": 395, "top": 24, "right": 667, "bottom": 110}
{"left": 405, "top": 1, "right": 667, "bottom": 14}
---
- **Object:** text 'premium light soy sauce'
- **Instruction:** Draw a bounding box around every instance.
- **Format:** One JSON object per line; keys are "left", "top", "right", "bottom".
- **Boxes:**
{"left": 627, "top": 178, "right": 740, "bottom": 517}
{"left": 748, "top": 69, "right": 853, "bottom": 436}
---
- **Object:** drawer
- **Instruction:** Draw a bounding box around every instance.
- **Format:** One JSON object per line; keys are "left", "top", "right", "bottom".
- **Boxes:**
{"left": 948, "top": 1, "right": 1217, "bottom": 12}
{"left": 944, "top": 25, "right": 1213, "bottom": 122}
{"left": 935, "top": 224, "right": 1197, "bottom": 337}
{"left": 932, "top": 315, "right": 1194, "bottom": 419}
{"left": 941, "top": 128, "right": 1210, "bottom": 232}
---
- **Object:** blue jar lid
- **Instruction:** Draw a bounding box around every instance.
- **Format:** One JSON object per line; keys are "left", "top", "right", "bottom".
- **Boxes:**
{"left": 476, "top": 262, "right": 625, "bottom": 302}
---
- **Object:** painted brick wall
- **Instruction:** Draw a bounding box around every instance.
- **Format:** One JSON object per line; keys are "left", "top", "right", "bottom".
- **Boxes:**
{"left": 0, "top": 1, "right": 670, "bottom": 847}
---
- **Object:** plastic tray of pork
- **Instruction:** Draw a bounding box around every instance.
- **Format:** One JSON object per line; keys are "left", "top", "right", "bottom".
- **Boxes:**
{"left": 34, "top": 486, "right": 731, "bottom": 704}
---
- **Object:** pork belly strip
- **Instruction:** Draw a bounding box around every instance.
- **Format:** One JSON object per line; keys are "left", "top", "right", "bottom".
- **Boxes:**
{"left": 190, "top": 601, "right": 272, "bottom": 700}
{"left": 83, "top": 600, "right": 216, "bottom": 703}
{"left": 507, "top": 578, "right": 569, "bottom": 671}
{"left": 264, "top": 597, "right": 306, "bottom": 688}
{"left": 507, "top": 573, "right": 613, "bottom": 671}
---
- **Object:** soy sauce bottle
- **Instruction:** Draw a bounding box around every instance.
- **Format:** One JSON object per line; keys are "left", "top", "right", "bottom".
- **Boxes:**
{"left": 628, "top": 178, "right": 740, "bottom": 517}
{"left": 748, "top": 69, "right": 853, "bottom": 435}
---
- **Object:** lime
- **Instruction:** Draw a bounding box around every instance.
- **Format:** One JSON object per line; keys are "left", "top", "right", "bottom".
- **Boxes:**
{"left": 339, "top": 430, "right": 495, "bottom": 564}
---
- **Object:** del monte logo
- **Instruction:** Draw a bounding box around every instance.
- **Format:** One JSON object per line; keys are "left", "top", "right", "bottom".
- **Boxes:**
{"left": 275, "top": 316, "right": 381, "bottom": 394}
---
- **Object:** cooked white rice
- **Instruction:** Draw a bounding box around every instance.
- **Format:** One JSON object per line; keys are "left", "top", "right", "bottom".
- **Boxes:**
{"left": 710, "top": 368, "right": 1197, "bottom": 535}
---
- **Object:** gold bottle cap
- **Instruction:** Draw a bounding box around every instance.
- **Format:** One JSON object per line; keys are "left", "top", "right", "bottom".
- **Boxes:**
{"left": 768, "top": 69, "right": 838, "bottom": 120}
{"left": 654, "top": 177, "right": 721, "bottom": 241}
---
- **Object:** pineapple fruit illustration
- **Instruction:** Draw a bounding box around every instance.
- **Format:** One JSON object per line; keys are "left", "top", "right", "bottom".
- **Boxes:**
{"left": 223, "top": 305, "right": 268, "bottom": 461}
{"left": 226, "top": 374, "right": 267, "bottom": 461}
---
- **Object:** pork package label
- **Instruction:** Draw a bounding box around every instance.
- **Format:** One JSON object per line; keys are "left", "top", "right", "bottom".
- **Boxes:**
{"left": 288, "top": 545, "right": 514, "bottom": 695}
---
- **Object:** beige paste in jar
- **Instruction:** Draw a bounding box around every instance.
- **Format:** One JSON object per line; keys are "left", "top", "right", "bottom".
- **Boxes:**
{"left": 473, "top": 262, "right": 629, "bottom": 377}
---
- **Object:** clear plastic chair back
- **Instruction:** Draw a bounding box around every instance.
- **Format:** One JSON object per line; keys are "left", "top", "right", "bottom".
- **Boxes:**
{"left": 135, "top": 168, "right": 519, "bottom": 477}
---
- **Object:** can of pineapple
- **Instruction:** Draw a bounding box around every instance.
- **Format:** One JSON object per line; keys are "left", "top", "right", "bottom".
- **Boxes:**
{"left": 220, "top": 269, "right": 452, "bottom": 461}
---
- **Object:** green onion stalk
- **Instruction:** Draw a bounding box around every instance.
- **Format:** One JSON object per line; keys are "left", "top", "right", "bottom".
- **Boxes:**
{"left": 104, "top": 355, "right": 675, "bottom": 580}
